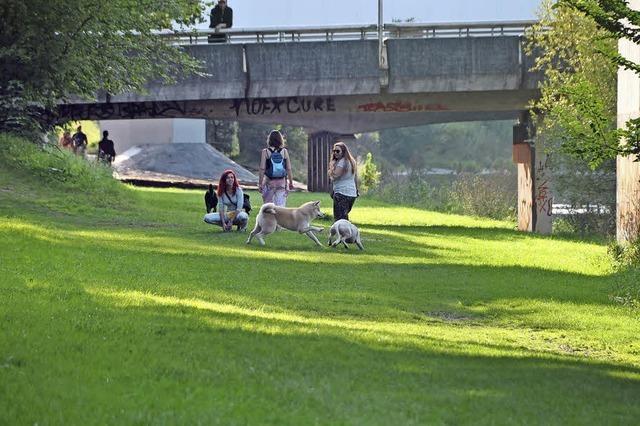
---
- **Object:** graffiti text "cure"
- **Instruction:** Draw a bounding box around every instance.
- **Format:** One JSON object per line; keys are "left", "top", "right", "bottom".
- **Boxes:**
{"left": 230, "top": 97, "right": 336, "bottom": 117}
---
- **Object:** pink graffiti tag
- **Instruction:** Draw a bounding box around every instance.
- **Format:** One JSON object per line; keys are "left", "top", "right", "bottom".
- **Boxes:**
{"left": 357, "top": 102, "right": 449, "bottom": 113}
{"left": 536, "top": 179, "right": 552, "bottom": 216}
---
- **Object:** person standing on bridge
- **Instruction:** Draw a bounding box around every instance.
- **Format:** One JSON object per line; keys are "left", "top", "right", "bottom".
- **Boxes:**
{"left": 259, "top": 130, "right": 294, "bottom": 207}
{"left": 208, "top": 0, "right": 233, "bottom": 43}
{"left": 328, "top": 140, "right": 359, "bottom": 221}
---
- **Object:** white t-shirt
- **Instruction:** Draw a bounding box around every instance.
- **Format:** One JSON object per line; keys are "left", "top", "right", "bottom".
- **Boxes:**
{"left": 332, "top": 158, "right": 357, "bottom": 197}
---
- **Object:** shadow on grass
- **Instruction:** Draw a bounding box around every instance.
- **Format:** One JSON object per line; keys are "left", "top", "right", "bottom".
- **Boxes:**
{"left": 2, "top": 277, "right": 638, "bottom": 424}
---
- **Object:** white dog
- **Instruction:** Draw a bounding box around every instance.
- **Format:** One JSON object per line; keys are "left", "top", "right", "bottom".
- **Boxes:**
{"left": 246, "top": 201, "right": 325, "bottom": 246}
{"left": 328, "top": 219, "right": 364, "bottom": 250}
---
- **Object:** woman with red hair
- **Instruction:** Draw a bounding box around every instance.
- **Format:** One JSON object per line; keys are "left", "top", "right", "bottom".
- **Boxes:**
{"left": 203, "top": 169, "right": 249, "bottom": 231}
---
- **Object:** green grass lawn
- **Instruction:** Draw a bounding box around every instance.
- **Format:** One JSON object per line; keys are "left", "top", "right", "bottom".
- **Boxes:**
{"left": 1, "top": 140, "right": 639, "bottom": 425}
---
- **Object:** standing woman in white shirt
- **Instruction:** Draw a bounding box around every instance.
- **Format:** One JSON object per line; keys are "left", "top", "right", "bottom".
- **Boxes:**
{"left": 328, "top": 140, "right": 358, "bottom": 221}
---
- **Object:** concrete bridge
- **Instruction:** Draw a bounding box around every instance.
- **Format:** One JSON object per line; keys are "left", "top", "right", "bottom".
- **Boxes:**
{"left": 57, "top": 21, "right": 542, "bottom": 133}
{"left": 57, "top": 21, "right": 556, "bottom": 234}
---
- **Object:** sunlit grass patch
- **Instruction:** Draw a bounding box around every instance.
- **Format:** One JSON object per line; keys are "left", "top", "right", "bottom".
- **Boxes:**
{"left": 1, "top": 144, "right": 639, "bottom": 424}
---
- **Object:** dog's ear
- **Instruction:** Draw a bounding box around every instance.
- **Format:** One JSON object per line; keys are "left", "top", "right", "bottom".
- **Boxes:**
{"left": 313, "top": 201, "right": 320, "bottom": 206}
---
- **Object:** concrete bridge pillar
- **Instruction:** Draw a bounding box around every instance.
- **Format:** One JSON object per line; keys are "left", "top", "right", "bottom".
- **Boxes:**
{"left": 307, "top": 131, "right": 356, "bottom": 192}
{"left": 307, "top": 131, "right": 336, "bottom": 192}
{"left": 513, "top": 112, "right": 552, "bottom": 234}
{"left": 617, "top": 4, "right": 640, "bottom": 243}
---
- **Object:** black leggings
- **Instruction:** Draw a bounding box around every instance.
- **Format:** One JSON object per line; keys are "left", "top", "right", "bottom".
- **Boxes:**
{"left": 333, "top": 192, "right": 356, "bottom": 221}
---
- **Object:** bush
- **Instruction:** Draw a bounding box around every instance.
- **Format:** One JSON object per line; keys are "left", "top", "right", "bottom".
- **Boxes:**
{"left": 369, "top": 170, "right": 454, "bottom": 211}
{"left": 608, "top": 240, "right": 640, "bottom": 309}
{"left": 369, "top": 171, "right": 516, "bottom": 220}
{"left": 551, "top": 156, "right": 616, "bottom": 237}
{"left": 448, "top": 173, "right": 516, "bottom": 220}
{"left": 359, "top": 152, "right": 380, "bottom": 194}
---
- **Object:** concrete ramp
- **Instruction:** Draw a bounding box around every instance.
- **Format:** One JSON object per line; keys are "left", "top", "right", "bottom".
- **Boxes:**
{"left": 113, "top": 143, "right": 258, "bottom": 186}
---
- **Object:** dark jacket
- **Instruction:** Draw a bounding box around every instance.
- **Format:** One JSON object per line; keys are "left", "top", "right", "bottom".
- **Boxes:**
{"left": 98, "top": 138, "right": 116, "bottom": 161}
{"left": 72, "top": 131, "right": 87, "bottom": 147}
{"left": 209, "top": 5, "right": 233, "bottom": 29}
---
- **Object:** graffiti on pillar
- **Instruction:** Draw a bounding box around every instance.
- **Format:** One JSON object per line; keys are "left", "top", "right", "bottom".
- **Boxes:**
{"left": 535, "top": 156, "right": 552, "bottom": 217}
{"left": 229, "top": 97, "right": 336, "bottom": 117}
{"left": 56, "top": 101, "right": 196, "bottom": 121}
{"left": 357, "top": 101, "right": 448, "bottom": 113}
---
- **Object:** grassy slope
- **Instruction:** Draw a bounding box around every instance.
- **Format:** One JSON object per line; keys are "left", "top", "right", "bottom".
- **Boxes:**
{"left": 1, "top": 140, "right": 639, "bottom": 425}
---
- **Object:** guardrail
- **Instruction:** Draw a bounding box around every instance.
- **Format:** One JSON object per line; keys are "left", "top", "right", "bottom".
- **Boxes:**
{"left": 158, "top": 20, "right": 539, "bottom": 45}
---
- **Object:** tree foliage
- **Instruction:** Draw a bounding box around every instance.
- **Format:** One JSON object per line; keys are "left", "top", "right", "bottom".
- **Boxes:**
{"left": 359, "top": 152, "right": 381, "bottom": 194}
{"left": 0, "top": 0, "right": 207, "bottom": 133}
{"left": 549, "top": 0, "right": 640, "bottom": 162}
{"left": 377, "top": 121, "right": 514, "bottom": 172}
{"left": 206, "top": 120, "right": 239, "bottom": 157}
{"left": 525, "top": 0, "right": 619, "bottom": 169}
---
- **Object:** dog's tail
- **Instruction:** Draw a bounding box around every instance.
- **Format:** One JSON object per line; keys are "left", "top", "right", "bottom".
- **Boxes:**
{"left": 259, "top": 202, "right": 277, "bottom": 215}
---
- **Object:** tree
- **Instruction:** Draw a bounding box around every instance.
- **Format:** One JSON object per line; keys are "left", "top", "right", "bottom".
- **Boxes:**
{"left": 525, "top": 0, "right": 619, "bottom": 169}
{"left": 206, "top": 120, "right": 239, "bottom": 157}
{"left": 0, "top": 0, "right": 206, "bottom": 134}
{"left": 237, "top": 122, "right": 274, "bottom": 166}
{"left": 279, "top": 125, "right": 308, "bottom": 183}
{"left": 553, "top": 0, "right": 640, "bottom": 161}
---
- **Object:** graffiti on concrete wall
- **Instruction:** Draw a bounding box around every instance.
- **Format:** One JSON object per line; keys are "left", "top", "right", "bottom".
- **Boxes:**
{"left": 229, "top": 97, "right": 336, "bottom": 117}
{"left": 357, "top": 101, "right": 448, "bottom": 113}
{"left": 535, "top": 156, "right": 552, "bottom": 217}
{"left": 56, "top": 101, "right": 193, "bottom": 121}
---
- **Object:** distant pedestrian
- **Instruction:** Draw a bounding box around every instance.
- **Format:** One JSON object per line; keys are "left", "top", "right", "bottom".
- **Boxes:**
{"left": 258, "top": 130, "right": 293, "bottom": 207}
{"left": 59, "top": 130, "right": 73, "bottom": 151}
{"left": 98, "top": 130, "right": 116, "bottom": 164}
{"left": 208, "top": 0, "right": 233, "bottom": 43}
{"left": 203, "top": 169, "right": 249, "bottom": 232}
{"left": 328, "top": 140, "right": 359, "bottom": 221}
{"left": 72, "top": 125, "right": 88, "bottom": 157}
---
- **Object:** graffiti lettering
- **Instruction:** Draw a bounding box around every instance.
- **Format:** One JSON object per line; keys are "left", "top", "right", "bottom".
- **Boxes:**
{"left": 55, "top": 101, "right": 192, "bottom": 122}
{"left": 230, "top": 96, "right": 336, "bottom": 117}
{"left": 357, "top": 101, "right": 448, "bottom": 113}
{"left": 535, "top": 157, "right": 553, "bottom": 217}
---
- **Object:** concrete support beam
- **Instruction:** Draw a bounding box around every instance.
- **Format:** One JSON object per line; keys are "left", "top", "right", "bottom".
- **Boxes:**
{"left": 513, "top": 112, "right": 552, "bottom": 234}
{"left": 245, "top": 41, "right": 380, "bottom": 98}
{"left": 617, "top": 0, "right": 640, "bottom": 243}
{"left": 307, "top": 131, "right": 336, "bottom": 192}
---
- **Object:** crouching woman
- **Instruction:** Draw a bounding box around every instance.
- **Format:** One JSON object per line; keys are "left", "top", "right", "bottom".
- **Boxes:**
{"left": 203, "top": 169, "right": 249, "bottom": 231}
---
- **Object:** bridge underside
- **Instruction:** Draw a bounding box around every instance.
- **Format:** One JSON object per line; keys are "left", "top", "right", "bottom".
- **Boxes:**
{"left": 55, "top": 90, "right": 536, "bottom": 133}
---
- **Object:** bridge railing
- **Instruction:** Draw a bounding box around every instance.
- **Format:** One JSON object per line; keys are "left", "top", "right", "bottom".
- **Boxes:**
{"left": 158, "top": 20, "right": 539, "bottom": 45}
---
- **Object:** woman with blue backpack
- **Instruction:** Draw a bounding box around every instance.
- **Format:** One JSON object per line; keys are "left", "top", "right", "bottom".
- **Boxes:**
{"left": 258, "top": 130, "right": 294, "bottom": 207}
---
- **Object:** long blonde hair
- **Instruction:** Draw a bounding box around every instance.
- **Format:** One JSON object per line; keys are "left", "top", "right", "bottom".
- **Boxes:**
{"left": 328, "top": 141, "right": 356, "bottom": 177}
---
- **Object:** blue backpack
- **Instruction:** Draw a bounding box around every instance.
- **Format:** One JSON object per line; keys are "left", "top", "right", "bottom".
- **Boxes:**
{"left": 265, "top": 148, "right": 287, "bottom": 179}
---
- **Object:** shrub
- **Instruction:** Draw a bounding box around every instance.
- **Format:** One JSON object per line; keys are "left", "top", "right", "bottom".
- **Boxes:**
{"left": 448, "top": 173, "right": 516, "bottom": 220}
{"left": 607, "top": 240, "right": 640, "bottom": 309}
{"left": 359, "top": 152, "right": 381, "bottom": 194}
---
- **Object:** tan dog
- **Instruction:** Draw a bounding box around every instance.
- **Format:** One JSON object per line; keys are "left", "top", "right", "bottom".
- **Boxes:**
{"left": 328, "top": 219, "right": 364, "bottom": 250}
{"left": 246, "top": 201, "right": 325, "bottom": 246}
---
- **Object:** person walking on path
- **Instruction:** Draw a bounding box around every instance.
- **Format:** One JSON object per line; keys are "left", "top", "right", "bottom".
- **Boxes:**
{"left": 203, "top": 169, "right": 249, "bottom": 232}
{"left": 72, "top": 125, "right": 88, "bottom": 157}
{"left": 59, "top": 130, "right": 73, "bottom": 151}
{"left": 98, "top": 130, "right": 116, "bottom": 164}
{"left": 328, "top": 140, "right": 359, "bottom": 221}
{"left": 258, "top": 130, "right": 293, "bottom": 207}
